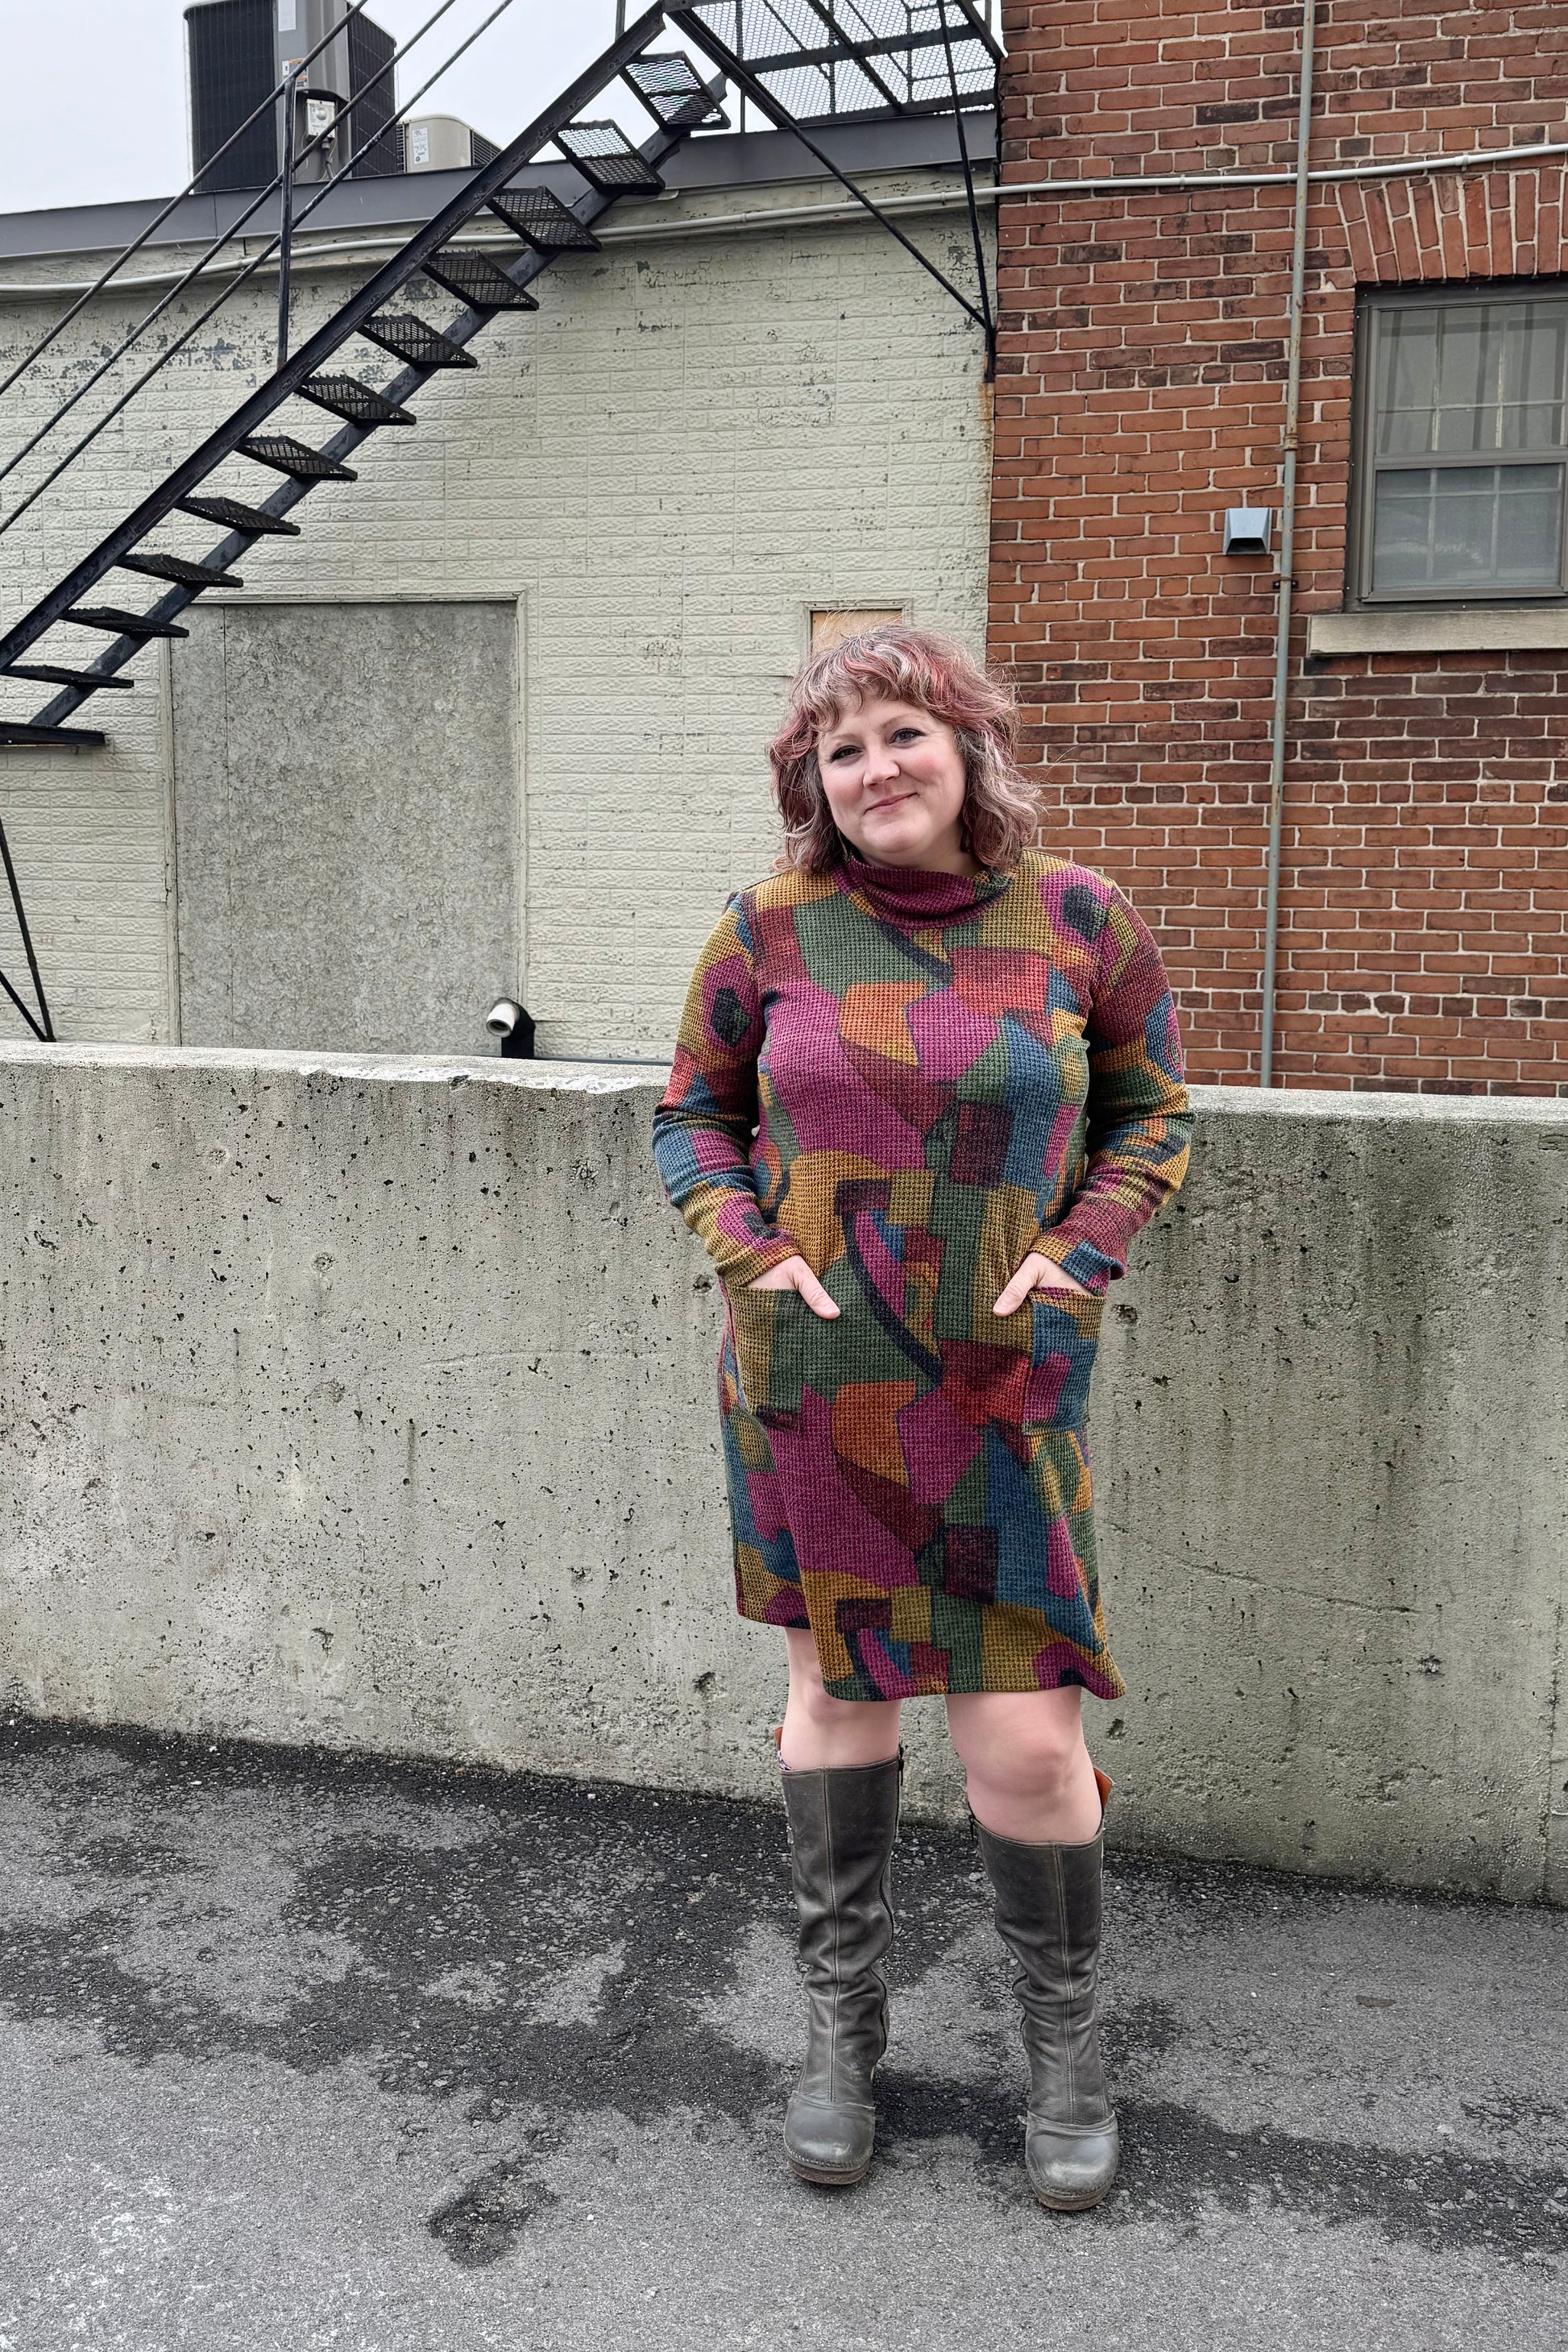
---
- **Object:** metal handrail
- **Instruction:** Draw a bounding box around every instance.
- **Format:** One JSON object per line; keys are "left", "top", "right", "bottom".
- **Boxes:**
{"left": 0, "top": 0, "right": 504, "bottom": 537}
{"left": 0, "top": 0, "right": 381, "bottom": 413}
{"left": 0, "top": 0, "right": 483, "bottom": 517}
{"left": 0, "top": 3, "right": 674, "bottom": 680}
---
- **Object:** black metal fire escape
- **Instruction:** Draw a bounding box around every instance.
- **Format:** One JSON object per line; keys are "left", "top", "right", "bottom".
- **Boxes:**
{"left": 0, "top": 1, "right": 1000, "bottom": 1042}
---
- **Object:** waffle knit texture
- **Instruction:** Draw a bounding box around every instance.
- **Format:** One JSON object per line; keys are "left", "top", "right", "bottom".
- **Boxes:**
{"left": 651, "top": 849, "right": 1193, "bottom": 1700}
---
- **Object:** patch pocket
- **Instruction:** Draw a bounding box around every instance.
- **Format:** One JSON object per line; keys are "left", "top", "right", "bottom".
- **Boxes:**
{"left": 1023, "top": 1285, "right": 1105, "bottom": 1430}
{"left": 724, "top": 1277, "right": 809, "bottom": 1421}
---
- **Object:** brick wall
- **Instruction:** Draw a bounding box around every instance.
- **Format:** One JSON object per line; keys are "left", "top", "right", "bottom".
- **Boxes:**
{"left": 993, "top": 1, "right": 1568, "bottom": 1092}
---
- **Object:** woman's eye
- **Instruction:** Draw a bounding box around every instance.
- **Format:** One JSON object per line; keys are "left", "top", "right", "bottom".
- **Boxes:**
{"left": 826, "top": 743, "right": 860, "bottom": 762}
{"left": 890, "top": 728, "right": 923, "bottom": 744}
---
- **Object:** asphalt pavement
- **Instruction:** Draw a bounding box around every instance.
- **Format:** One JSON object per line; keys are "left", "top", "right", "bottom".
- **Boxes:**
{"left": 1, "top": 1719, "right": 1564, "bottom": 2352}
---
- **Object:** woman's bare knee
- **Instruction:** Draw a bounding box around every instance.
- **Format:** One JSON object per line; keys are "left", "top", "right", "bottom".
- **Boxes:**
{"left": 780, "top": 1628, "right": 899, "bottom": 1768}
{"left": 945, "top": 1689, "right": 1099, "bottom": 1841}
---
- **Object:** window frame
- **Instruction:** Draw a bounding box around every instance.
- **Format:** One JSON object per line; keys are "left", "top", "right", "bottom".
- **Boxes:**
{"left": 1347, "top": 280, "right": 1568, "bottom": 610}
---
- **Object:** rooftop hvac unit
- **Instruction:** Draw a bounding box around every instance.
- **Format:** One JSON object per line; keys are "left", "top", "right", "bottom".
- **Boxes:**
{"left": 403, "top": 116, "right": 502, "bottom": 174}
{"left": 185, "top": 0, "right": 400, "bottom": 189}
{"left": 186, "top": 0, "right": 276, "bottom": 193}
{"left": 346, "top": 10, "right": 401, "bottom": 180}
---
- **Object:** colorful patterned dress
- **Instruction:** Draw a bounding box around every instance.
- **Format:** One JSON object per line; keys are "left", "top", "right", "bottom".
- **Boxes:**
{"left": 652, "top": 849, "right": 1192, "bottom": 1703}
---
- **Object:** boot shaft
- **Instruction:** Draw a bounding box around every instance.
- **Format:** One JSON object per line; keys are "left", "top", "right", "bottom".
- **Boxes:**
{"left": 781, "top": 1755, "right": 901, "bottom": 1999}
{"left": 973, "top": 1819, "right": 1111, "bottom": 2128}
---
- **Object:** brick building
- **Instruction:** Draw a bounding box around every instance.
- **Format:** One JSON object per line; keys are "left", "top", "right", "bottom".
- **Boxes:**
{"left": 993, "top": 0, "right": 1568, "bottom": 1093}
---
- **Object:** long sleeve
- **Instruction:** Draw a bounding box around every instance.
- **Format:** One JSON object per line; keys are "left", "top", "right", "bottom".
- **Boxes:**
{"left": 1033, "top": 886, "right": 1193, "bottom": 1292}
{"left": 652, "top": 892, "right": 802, "bottom": 1287}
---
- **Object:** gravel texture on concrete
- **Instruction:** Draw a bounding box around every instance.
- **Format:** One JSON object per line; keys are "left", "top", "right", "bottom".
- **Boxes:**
{"left": 1, "top": 1720, "right": 1564, "bottom": 2351}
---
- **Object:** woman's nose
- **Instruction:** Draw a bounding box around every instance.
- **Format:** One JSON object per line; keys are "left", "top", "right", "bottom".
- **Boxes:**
{"left": 861, "top": 743, "right": 899, "bottom": 786}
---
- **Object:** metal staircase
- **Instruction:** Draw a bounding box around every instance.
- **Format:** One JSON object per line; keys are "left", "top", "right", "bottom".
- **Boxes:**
{"left": 0, "top": 1, "right": 1000, "bottom": 1040}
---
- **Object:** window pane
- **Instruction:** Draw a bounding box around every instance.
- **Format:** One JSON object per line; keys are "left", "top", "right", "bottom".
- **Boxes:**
{"left": 1371, "top": 463, "right": 1565, "bottom": 592}
{"left": 1375, "top": 303, "right": 1568, "bottom": 458}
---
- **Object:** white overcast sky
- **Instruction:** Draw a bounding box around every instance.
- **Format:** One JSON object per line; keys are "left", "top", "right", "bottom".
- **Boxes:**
{"left": 0, "top": 1, "right": 648, "bottom": 216}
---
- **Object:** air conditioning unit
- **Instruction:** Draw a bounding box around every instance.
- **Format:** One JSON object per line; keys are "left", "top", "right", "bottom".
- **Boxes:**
{"left": 185, "top": 0, "right": 400, "bottom": 189}
{"left": 403, "top": 115, "right": 501, "bottom": 173}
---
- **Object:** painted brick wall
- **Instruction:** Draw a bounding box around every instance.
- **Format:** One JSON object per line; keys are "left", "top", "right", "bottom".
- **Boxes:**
{"left": 0, "top": 179, "right": 992, "bottom": 1055}
{"left": 993, "top": 2, "right": 1568, "bottom": 1093}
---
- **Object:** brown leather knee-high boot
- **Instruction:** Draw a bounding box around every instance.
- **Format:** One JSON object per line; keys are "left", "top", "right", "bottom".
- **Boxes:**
{"left": 973, "top": 1769, "right": 1118, "bottom": 2211}
{"left": 779, "top": 1754, "right": 901, "bottom": 2186}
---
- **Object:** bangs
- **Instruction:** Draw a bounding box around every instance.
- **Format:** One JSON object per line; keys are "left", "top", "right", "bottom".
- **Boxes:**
{"left": 767, "top": 624, "right": 1042, "bottom": 875}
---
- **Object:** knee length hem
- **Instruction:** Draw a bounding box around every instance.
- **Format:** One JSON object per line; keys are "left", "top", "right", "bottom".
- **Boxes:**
{"left": 653, "top": 850, "right": 1191, "bottom": 1705}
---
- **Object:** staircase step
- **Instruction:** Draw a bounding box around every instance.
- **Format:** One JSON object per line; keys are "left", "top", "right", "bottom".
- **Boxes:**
{"left": 623, "top": 55, "right": 729, "bottom": 131}
{"left": 119, "top": 551, "right": 245, "bottom": 590}
{"left": 238, "top": 435, "right": 358, "bottom": 483}
{"left": 361, "top": 313, "right": 479, "bottom": 369}
{"left": 65, "top": 608, "right": 191, "bottom": 639}
{"left": 421, "top": 247, "right": 541, "bottom": 310}
{"left": 0, "top": 720, "right": 106, "bottom": 748}
{"left": 3, "top": 663, "right": 135, "bottom": 691}
{"left": 555, "top": 121, "right": 665, "bottom": 193}
{"left": 299, "top": 374, "right": 417, "bottom": 428}
{"left": 178, "top": 495, "right": 302, "bottom": 537}
{"left": 486, "top": 187, "right": 601, "bottom": 253}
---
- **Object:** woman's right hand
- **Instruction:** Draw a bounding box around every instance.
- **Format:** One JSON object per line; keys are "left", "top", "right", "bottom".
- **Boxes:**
{"left": 745, "top": 1254, "right": 840, "bottom": 1319}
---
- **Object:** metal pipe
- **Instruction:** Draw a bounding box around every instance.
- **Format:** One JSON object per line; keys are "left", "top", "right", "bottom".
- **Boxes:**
{"left": 993, "top": 136, "right": 1568, "bottom": 201}
{"left": 6, "top": 126, "right": 1565, "bottom": 308}
{"left": 0, "top": 0, "right": 521, "bottom": 541}
{"left": 1259, "top": 0, "right": 1317, "bottom": 1089}
{"left": 0, "top": 807, "right": 52, "bottom": 1039}
{"left": 277, "top": 68, "right": 302, "bottom": 366}
{"left": 937, "top": 0, "right": 994, "bottom": 375}
{"left": 0, "top": 4, "right": 672, "bottom": 673}
{"left": 0, "top": 0, "right": 382, "bottom": 411}
{"left": 670, "top": 3, "right": 991, "bottom": 329}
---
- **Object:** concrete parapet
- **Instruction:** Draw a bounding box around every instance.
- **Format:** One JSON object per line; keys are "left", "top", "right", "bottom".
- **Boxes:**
{"left": 2, "top": 1046, "right": 1564, "bottom": 1901}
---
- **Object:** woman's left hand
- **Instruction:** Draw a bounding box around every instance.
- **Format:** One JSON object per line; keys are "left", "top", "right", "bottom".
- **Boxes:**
{"left": 993, "top": 1251, "right": 1092, "bottom": 1317}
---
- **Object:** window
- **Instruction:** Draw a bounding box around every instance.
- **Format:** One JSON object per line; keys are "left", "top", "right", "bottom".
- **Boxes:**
{"left": 811, "top": 608, "right": 905, "bottom": 653}
{"left": 1351, "top": 287, "right": 1568, "bottom": 604}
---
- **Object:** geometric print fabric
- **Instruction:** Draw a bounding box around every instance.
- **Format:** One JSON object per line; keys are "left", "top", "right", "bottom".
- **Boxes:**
{"left": 653, "top": 849, "right": 1192, "bottom": 1702}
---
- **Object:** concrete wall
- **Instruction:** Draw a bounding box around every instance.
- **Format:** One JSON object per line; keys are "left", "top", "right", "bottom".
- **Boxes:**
{"left": 2, "top": 1044, "right": 1564, "bottom": 1903}
{"left": 0, "top": 168, "right": 993, "bottom": 1057}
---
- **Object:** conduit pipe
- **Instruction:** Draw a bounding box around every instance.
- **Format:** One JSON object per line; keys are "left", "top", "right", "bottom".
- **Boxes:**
{"left": 1, "top": 129, "right": 1564, "bottom": 304}
{"left": 1259, "top": 0, "right": 1317, "bottom": 1089}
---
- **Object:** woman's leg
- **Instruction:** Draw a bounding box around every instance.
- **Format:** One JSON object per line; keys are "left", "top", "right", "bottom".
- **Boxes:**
{"left": 944, "top": 1687, "right": 1102, "bottom": 1844}
{"left": 950, "top": 1686, "right": 1118, "bottom": 2210}
{"left": 774, "top": 1628, "right": 902, "bottom": 2185}
{"left": 779, "top": 1626, "right": 902, "bottom": 1770}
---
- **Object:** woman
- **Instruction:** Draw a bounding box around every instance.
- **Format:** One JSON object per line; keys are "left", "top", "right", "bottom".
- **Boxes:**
{"left": 652, "top": 625, "right": 1191, "bottom": 2211}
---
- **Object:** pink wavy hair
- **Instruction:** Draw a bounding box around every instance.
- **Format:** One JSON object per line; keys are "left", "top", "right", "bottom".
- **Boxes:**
{"left": 768, "top": 623, "right": 1041, "bottom": 874}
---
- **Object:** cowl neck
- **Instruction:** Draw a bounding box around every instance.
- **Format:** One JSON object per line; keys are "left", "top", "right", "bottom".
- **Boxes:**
{"left": 835, "top": 850, "right": 1013, "bottom": 928}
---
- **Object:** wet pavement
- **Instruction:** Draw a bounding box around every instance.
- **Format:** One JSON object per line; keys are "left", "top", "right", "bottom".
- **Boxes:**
{"left": 1, "top": 1719, "right": 1564, "bottom": 2351}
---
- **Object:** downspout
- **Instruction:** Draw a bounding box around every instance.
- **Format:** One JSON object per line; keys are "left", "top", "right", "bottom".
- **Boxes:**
{"left": 1259, "top": 0, "right": 1317, "bottom": 1087}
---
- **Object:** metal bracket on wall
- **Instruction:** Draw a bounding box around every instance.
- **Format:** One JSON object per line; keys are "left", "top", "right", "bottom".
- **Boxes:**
{"left": 669, "top": 3, "right": 998, "bottom": 363}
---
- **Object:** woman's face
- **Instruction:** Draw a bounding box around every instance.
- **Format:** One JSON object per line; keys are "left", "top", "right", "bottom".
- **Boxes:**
{"left": 816, "top": 695, "right": 974, "bottom": 873}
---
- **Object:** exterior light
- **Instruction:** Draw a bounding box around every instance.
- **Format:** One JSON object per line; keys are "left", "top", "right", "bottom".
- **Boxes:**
{"left": 1222, "top": 508, "right": 1274, "bottom": 556}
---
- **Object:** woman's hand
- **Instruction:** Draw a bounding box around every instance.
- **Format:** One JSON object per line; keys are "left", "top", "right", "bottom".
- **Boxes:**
{"left": 746, "top": 1255, "right": 840, "bottom": 1319}
{"left": 993, "top": 1251, "right": 1092, "bottom": 1317}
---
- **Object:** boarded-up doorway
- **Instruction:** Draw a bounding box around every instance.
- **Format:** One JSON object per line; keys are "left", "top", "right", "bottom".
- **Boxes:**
{"left": 171, "top": 599, "right": 519, "bottom": 1053}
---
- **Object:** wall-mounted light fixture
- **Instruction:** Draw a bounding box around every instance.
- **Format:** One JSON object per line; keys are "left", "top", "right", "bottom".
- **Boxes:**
{"left": 1222, "top": 508, "right": 1274, "bottom": 557}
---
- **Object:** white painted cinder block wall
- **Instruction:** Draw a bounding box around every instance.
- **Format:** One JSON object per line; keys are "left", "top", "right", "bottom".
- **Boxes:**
{"left": 0, "top": 176, "right": 993, "bottom": 1056}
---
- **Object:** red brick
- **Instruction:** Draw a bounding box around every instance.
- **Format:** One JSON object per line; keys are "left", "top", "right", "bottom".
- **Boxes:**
{"left": 993, "top": 2, "right": 1567, "bottom": 1093}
